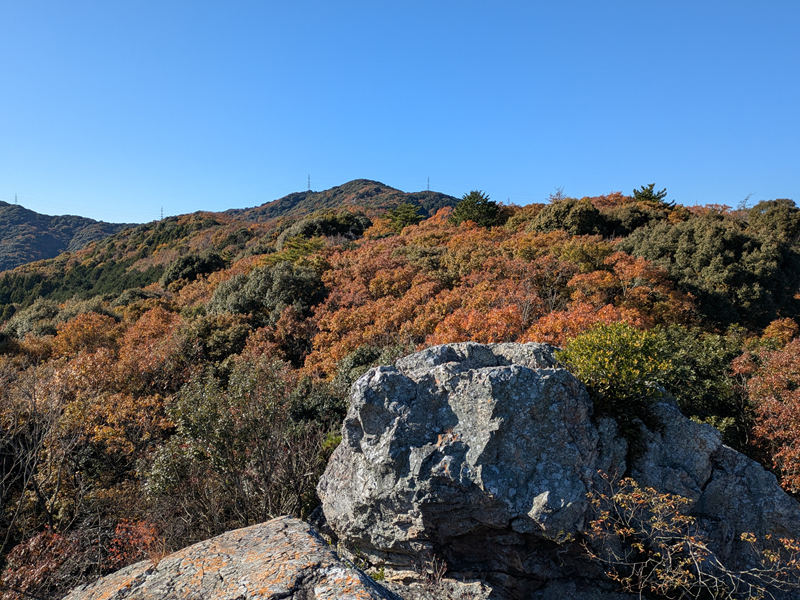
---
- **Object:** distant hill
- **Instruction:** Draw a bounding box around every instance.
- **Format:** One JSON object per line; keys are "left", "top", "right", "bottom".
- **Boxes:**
{"left": 226, "top": 179, "right": 459, "bottom": 222}
{"left": 0, "top": 180, "right": 462, "bottom": 316}
{"left": 0, "top": 201, "right": 136, "bottom": 273}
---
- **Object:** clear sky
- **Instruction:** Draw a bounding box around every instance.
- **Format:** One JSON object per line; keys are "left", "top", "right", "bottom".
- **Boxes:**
{"left": 1, "top": 1, "right": 798, "bottom": 223}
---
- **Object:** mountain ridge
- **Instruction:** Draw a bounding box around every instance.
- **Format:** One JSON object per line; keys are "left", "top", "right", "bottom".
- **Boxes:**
{"left": 0, "top": 180, "right": 461, "bottom": 317}
{"left": 226, "top": 179, "right": 459, "bottom": 222}
{"left": 0, "top": 201, "right": 136, "bottom": 273}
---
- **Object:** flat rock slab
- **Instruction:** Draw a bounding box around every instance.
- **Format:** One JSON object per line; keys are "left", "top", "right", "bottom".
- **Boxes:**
{"left": 63, "top": 516, "right": 398, "bottom": 600}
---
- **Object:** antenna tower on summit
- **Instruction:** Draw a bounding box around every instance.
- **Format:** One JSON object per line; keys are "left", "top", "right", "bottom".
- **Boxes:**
{"left": 427, "top": 177, "right": 430, "bottom": 191}
{"left": 161, "top": 207, "right": 163, "bottom": 220}
{"left": 308, "top": 175, "right": 311, "bottom": 192}
{"left": 15, "top": 194, "right": 18, "bottom": 205}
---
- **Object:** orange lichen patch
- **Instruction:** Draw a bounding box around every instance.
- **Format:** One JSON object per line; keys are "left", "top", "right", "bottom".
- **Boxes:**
{"left": 64, "top": 517, "right": 394, "bottom": 600}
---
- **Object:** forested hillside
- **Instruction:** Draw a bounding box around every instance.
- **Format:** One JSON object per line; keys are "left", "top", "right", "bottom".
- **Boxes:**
{"left": 224, "top": 179, "right": 459, "bottom": 221}
{"left": 0, "top": 201, "right": 135, "bottom": 273}
{"left": 2, "top": 181, "right": 800, "bottom": 597}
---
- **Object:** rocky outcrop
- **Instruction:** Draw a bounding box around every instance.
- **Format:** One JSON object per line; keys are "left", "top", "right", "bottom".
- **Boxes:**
{"left": 317, "top": 342, "right": 800, "bottom": 596}
{"left": 63, "top": 516, "right": 400, "bottom": 600}
{"left": 63, "top": 342, "right": 800, "bottom": 600}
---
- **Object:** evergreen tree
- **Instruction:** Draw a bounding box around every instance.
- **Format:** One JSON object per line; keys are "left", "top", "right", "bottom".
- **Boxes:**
{"left": 633, "top": 183, "right": 673, "bottom": 207}
{"left": 387, "top": 202, "right": 424, "bottom": 232}
{"left": 450, "top": 190, "right": 499, "bottom": 227}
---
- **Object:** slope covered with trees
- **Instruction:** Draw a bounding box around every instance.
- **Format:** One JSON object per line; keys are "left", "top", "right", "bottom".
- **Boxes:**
{"left": 1, "top": 181, "right": 800, "bottom": 598}
{"left": 0, "top": 202, "right": 135, "bottom": 273}
{"left": 224, "top": 179, "right": 460, "bottom": 222}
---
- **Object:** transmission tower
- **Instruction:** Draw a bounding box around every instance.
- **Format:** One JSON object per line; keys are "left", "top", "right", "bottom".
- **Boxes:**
{"left": 427, "top": 177, "right": 430, "bottom": 191}
{"left": 308, "top": 175, "right": 311, "bottom": 191}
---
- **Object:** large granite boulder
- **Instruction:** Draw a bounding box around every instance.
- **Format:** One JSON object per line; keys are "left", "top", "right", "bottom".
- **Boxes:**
{"left": 63, "top": 516, "right": 400, "bottom": 600}
{"left": 317, "top": 342, "right": 800, "bottom": 596}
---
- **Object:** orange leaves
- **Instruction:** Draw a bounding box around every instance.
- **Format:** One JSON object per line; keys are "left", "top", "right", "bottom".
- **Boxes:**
{"left": 116, "top": 307, "right": 183, "bottom": 394}
{"left": 522, "top": 302, "right": 645, "bottom": 347}
{"left": 0, "top": 529, "right": 77, "bottom": 600}
{"left": 367, "top": 265, "right": 417, "bottom": 299}
{"left": 362, "top": 217, "right": 395, "bottom": 239}
{"left": 442, "top": 226, "right": 507, "bottom": 278}
{"left": 569, "top": 252, "right": 694, "bottom": 326}
{"left": 58, "top": 347, "right": 117, "bottom": 397}
{"left": 304, "top": 219, "right": 696, "bottom": 376}
{"left": 53, "top": 313, "right": 120, "bottom": 358}
{"left": 763, "top": 318, "right": 800, "bottom": 346}
{"left": 65, "top": 393, "right": 172, "bottom": 457}
{"left": 429, "top": 306, "right": 525, "bottom": 345}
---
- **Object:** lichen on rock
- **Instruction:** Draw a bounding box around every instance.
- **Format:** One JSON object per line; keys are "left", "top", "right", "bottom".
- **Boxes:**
{"left": 318, "top": 342, "right": 800, "bottom": 595}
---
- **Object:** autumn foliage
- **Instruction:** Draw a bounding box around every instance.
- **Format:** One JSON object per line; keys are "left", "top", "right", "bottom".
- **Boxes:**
{"left": 0, "top": 183, "right": 799, "bottom": 596}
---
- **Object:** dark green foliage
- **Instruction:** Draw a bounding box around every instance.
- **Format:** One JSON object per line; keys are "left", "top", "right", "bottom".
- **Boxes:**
{"left": 529, "top": 198, "right": 609, "bottom": 236}
{"left": 207, "top": 262, "right": 326, "bottom": 326}
{"left": 288, "top": 345, "right": 409, "bottom": 428}
{"left": 0, "top": 329, "right": 16, "bottom": 353}
{"left": 387, "top": 203, "right": 424, "bottom": 232}
{"left": 654, "top": 325, "right": 748, "bottom": 451}
{"left": 621, "top": 214, "right": 800, "bottom": 328}
{"left": 288, "top": 377, "right": 349, "bottom": 430}
{"left": 275, "top": 211, "right": 371, "bottom": 250}
{"left": 147, "top": 357, "right": 326, "bottom": 545}
{"left": 746, "top": 199, "right": 800, "bottom": 243}
{"left": 110, "top": 288, "right": 162, "bottom": 307}
{"left": 633, "top": 183, "right": 672, "bottom": 207}
{"left": 504, "top": 204, "right": 547, "bottom": 230}
{"left": 603, "top": 203, "right": 666, "bottom": 237}
{"left": 178, "top": 314, "right": 251, "bottom": 366}
{"left": 141, "top": 215, "right": 221, "bottom": 248}
{"left": 1, "top": 304, "right": 16, "bottom": 323}
{"left": 215, "top": 227, "right": 255, "bottom": 251}
{"left": 160, "top": 251, "right": 226, "bottom": 287}
{"left": 450, "top": 191, "right": 500, "bottom": 227}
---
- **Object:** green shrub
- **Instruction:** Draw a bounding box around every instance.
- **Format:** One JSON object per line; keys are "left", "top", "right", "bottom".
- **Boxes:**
{"left": 557, "top": 323, "right": 672, "bottom": 457}
{"left": 529, "top": 197, "right": 609, "bottom": 236}
{"left": 275, "top": 211, "right": 371, "bottom": 250}
{"left": 160, "top": 251, "right": 226, "bottom": 287}
{"left": 207, "top": 261, "right": 326, "bottom": 326}
{"left": 558, "top": 323, "right": 671, "bottom": 413}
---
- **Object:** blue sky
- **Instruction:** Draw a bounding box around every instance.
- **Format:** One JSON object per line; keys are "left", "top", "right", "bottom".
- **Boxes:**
{"left": 1, "top": 1, "right": 798, "bottom": 223}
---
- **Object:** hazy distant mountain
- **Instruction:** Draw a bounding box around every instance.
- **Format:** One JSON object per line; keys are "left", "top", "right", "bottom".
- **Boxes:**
{"left": 0, "top": 201, "right": 136, "bottom": 272}
{"left": 226, "top": 179, "right": 460, "bottom": 222}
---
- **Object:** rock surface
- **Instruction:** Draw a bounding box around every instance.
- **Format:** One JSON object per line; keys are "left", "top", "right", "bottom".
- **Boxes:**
{"left": 64, "top": 342, "right": 800, "bottom": 600}
{"left": 318, "top": 342, "right": 800, "bottom": 595}
{"left": 63, "top": 516, "right": 400, "bottom": 600}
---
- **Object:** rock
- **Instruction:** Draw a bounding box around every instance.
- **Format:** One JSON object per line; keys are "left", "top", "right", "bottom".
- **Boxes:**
{"left": 62, "top": 516, "right": 400, "bottom": 600}
{"left": 317, "top": 342, "right": 800, "bottom": 596}
{"left": 632, "top": 400, "right": 800, "bottom": 568}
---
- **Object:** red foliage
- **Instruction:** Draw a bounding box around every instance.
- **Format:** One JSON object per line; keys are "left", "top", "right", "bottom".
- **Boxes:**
{"left": 741, "top": 338, "right": 800, "bottom": 493}
{"left": 106, "top": 519, "right": 163, "bottom": 570}
{"left": 0, "top": 529, "right": 77, "bottom": 600}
